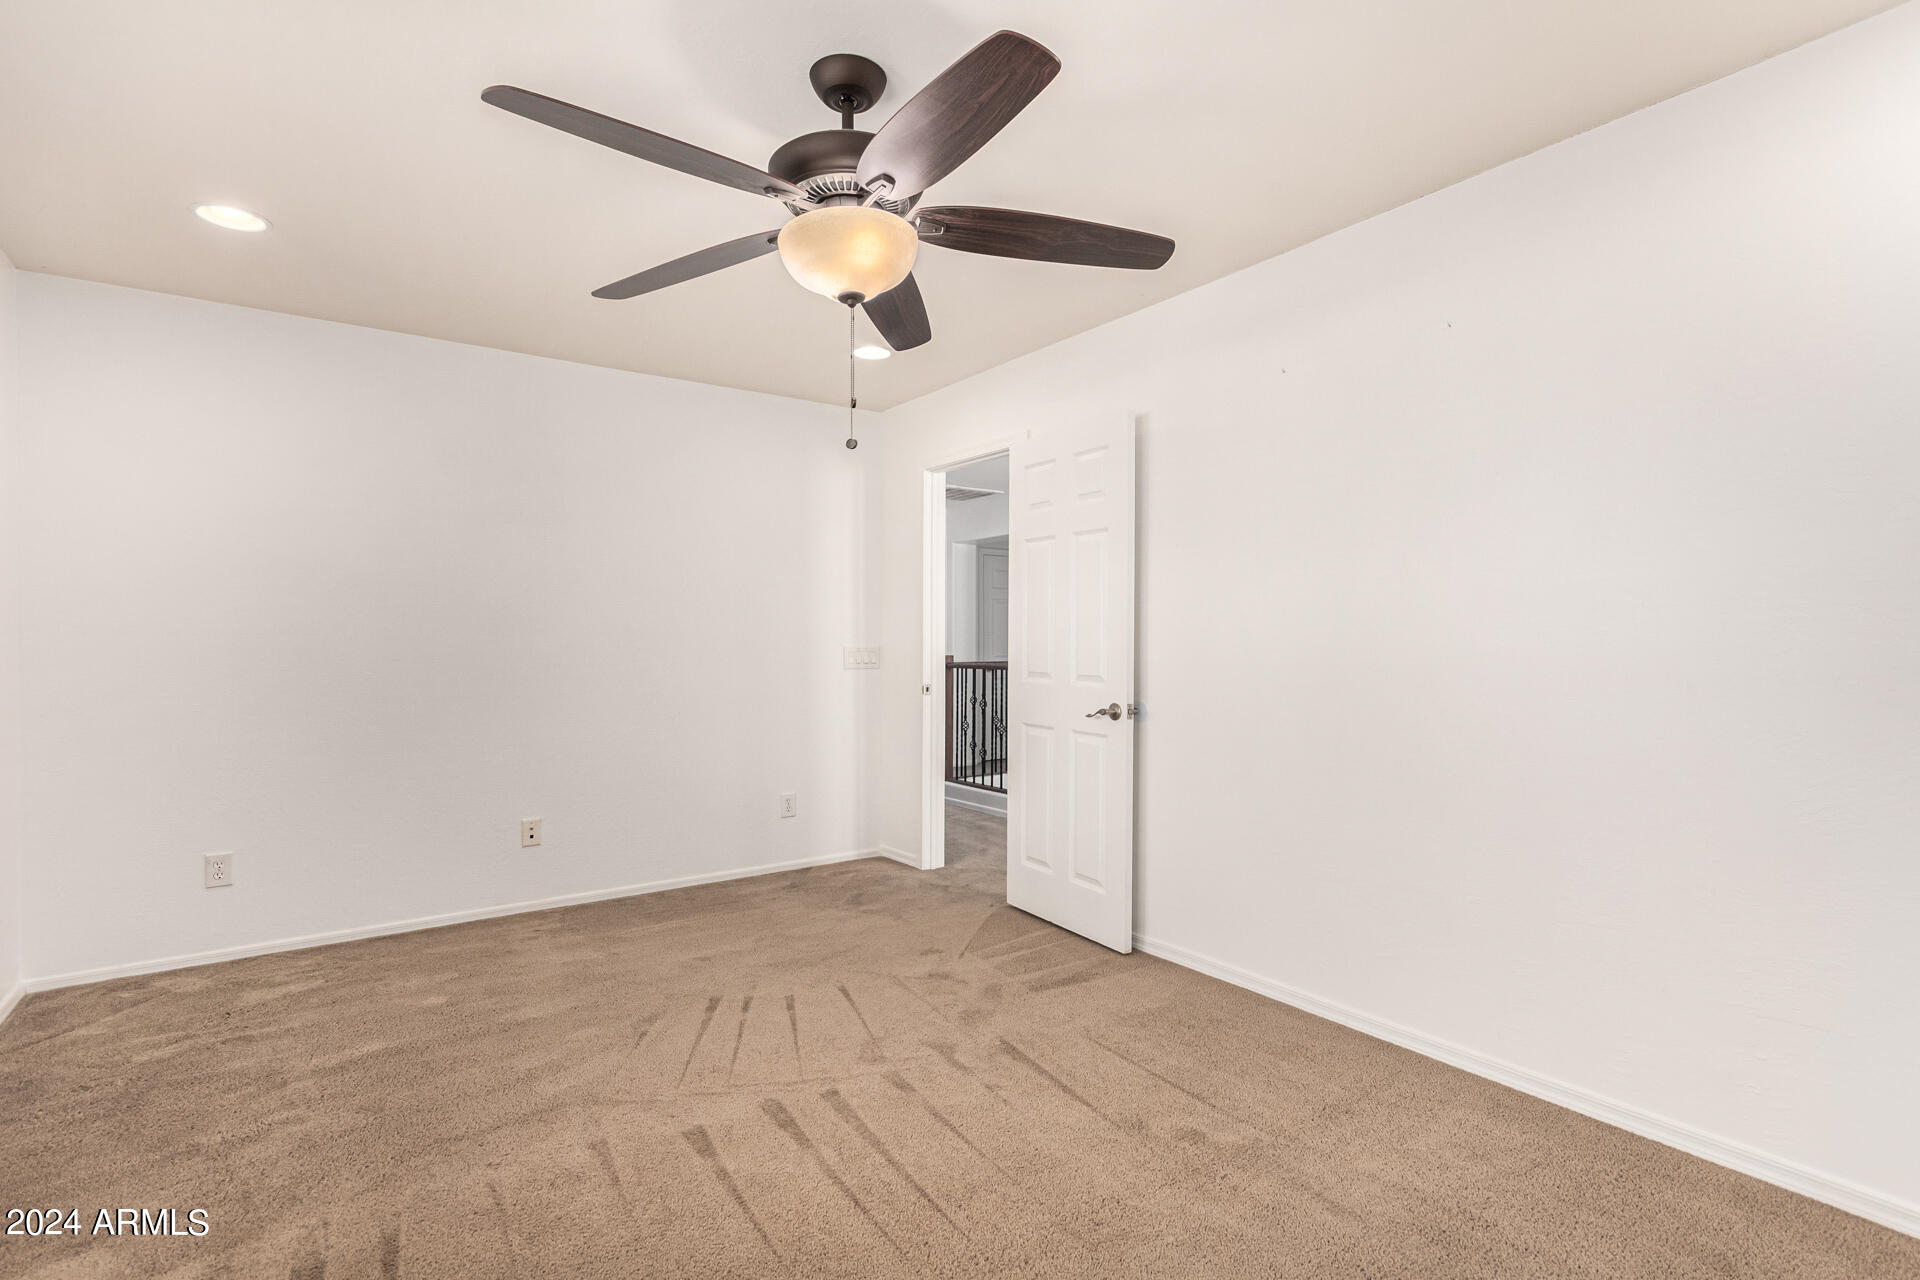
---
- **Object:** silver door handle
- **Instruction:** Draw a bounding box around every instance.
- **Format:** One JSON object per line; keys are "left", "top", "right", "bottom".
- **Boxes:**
{"left": 1085, "top": 703, "right": 1122, "bottom": 721}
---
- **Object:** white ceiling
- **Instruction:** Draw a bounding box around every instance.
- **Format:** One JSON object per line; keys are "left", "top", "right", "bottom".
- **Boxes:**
{"left": 0, "top": 1, "right": 1895, "bottom": 410}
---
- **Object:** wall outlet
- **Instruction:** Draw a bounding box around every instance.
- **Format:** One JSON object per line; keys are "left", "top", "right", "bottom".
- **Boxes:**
{"left": 203, "top": 852, "right": 234, "bottom": 888}
{"left": 521, "top": 818, "right": 542, "bottom": 847}
{"left": 779, "top": 793, "right": 797, "bottom": 819}
{"left": 843, "top": 646, "right": 881, "bottom": 669}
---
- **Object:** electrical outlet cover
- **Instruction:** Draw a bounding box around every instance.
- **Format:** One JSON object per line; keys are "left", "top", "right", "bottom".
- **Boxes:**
{"left": 779, "top": 793, "right": 798, "bottom": 819}
{"left": 521, "top": 818, "right": 542, "bottom": 847}
{"left": 203, "top": 852, "right": 234, "bottom": 888}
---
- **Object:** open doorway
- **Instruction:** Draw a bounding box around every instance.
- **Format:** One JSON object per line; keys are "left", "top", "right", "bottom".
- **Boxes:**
{"left": 931, "top": 452, "right": 1009, "bottom": 888}
{"left": 923, "top": 415, "right": 1137, "bottom": 949}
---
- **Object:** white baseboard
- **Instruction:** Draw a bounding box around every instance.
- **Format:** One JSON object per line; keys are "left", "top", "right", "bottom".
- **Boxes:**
{"left": 22, "top": 848, "right": 889, "bottom": 997}
{"left": 0, "top": 981, "right": 24, "bottom": 1029}
{"left": 1133, "top": 932, "right": 1920, "bottom": 1241}
{"left": 874, "top": 845, "right": 921, "bottom": 868}
{"left": 943, "top": 786, "right": 1006, "bottom": 816}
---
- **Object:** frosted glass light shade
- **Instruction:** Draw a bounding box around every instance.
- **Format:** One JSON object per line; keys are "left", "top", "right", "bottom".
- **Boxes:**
{"left": 777, "top": 207, "right": 918, "bottom": 304}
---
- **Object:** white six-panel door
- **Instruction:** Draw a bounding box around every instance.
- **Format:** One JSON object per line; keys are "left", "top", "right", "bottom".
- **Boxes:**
{"left": 1005, "top": 415, "right": 1136, "bottom": 952}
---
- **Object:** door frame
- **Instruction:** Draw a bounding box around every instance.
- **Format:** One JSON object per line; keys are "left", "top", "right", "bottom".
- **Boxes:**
{"left": 919, "top": 438, "right": 1017, "bottom": 872}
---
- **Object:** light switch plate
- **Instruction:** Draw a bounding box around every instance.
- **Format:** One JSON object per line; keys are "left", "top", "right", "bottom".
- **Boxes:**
{"left": 843, "top": 645, "right": 881, "bottom": 669}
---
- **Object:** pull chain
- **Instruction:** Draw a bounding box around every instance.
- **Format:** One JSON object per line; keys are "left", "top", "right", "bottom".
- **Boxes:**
{"left": 845, "top": 303, "right": 859, "bottom": 450}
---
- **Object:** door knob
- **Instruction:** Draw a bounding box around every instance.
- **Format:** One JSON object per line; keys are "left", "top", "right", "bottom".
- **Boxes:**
{"left": 1084, "top": 703, "right": 1122, "bottom": 721}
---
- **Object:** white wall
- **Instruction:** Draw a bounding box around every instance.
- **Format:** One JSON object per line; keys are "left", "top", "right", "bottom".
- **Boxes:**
{"left": 15, "top": 275, "right": 876, "bottom": 982}
{"left": 872, "top": 4, "right": 1920, "bottom": 1229}
{"left": 0, "top": 249, "right": 21, "bottom": 1011}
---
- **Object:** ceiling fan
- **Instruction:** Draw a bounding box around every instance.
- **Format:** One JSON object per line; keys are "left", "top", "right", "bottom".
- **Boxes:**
{"left": 482, "top": 31, "right": 1175, "bottom": 353}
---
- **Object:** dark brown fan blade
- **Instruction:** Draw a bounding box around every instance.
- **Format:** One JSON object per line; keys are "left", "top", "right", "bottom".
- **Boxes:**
{"left": 916, "top": 207, "right": 1174, "bottom": 269}
{"left": 855, "top": 32, "right": 1059, "bottom": 201}
{"left": 592, "top": 229, "right": 782, "bottom": 300}
{"left": 483, "top": 85, "right": 803, "bottom": 201}
{"left": 863, "top": 275, "right": 931, "bottom": 350}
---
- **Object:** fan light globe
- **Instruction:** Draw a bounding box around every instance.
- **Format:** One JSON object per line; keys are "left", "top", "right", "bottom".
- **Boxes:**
{"left": 777, "top": 206, "right": 918, "bottom": 304}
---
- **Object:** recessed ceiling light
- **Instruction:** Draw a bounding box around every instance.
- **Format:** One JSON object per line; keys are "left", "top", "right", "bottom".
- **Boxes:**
{"left": 853, "top": 345, "right": 891, "bottom": 360}
{"left": 192, "top": 204, "right": 270, "bottom": 233}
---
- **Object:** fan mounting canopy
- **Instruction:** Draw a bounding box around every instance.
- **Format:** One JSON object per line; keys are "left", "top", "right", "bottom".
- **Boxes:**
{"left": 809, "top": 53, "right": 887, "bottom": 116}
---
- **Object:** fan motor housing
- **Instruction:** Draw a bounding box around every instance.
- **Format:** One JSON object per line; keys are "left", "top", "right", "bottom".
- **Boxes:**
{"left": 768, "top": 129, "right": 872, "bottom": 187}
{"left": 768, "top": 130, "right": 913, "bottom": 213}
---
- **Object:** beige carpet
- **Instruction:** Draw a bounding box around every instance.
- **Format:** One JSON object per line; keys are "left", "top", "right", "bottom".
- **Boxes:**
{"left": 1, "top": 804, "right": 1913, "bottom": 1278}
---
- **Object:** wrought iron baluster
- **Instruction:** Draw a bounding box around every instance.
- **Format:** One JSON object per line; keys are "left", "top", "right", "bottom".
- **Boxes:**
{"left": 944, "top": 659, "right": 1008, "bottom": 794}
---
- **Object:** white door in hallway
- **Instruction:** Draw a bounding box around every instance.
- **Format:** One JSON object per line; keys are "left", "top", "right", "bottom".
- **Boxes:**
{"left": 1006, "top": 414, "right": 1136, "bottom": 952}
{"left": 977, "top": 547, "right": 1009, "bottom": 662}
